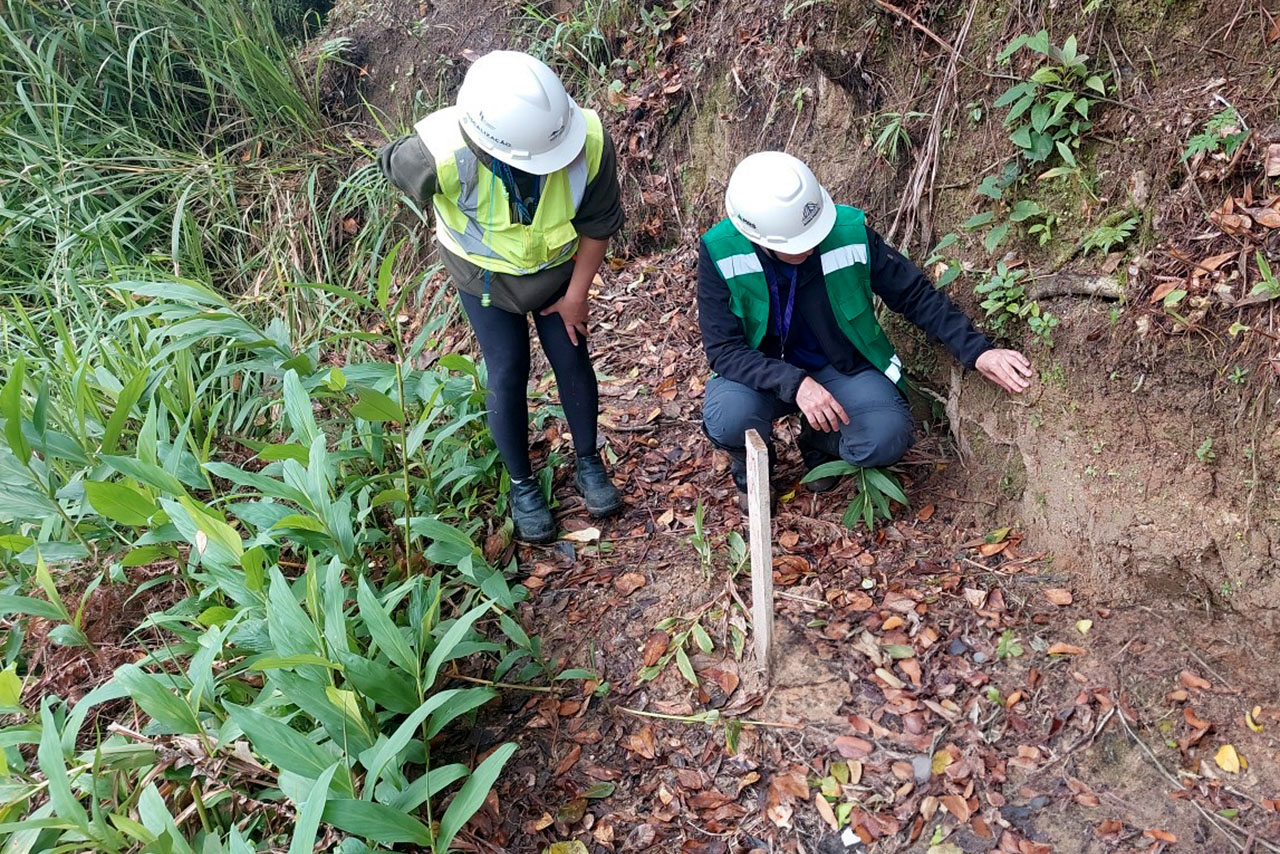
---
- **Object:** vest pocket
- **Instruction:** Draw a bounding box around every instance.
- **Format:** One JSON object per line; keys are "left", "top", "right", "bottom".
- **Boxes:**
{"left": 542, "top": 220, "right": 577, "bottom": 252}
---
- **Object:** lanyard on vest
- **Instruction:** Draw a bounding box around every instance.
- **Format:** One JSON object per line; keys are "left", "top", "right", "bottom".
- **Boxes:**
{"left": 760, "top": 253, "right": 799, "bottom": 356}
{"left": 480, "top": 159, "right": 544, "bottom": 308}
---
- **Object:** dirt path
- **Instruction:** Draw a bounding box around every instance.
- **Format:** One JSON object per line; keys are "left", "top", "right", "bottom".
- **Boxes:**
{"left": 462, "top": 255, "right": 1280, "bottom": 854}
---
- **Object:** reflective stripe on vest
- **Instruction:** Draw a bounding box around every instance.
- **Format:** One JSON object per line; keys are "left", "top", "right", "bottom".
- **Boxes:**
{"left": 715, "top": 252, "right": 764, "bottom": 281}
{"left": 416, "top": 106, "right": 603, "bottom": 276}
{"left": 820, "top": 243, "right": 868, "bottom": 276}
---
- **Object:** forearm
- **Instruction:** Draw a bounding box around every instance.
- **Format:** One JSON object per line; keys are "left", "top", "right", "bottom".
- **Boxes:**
{"left": 568, "top": 235, "right": 609, "bottom": 301}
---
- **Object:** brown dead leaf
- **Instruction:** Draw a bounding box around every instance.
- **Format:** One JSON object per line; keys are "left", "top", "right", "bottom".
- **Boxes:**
{"left": 1095, "top": 819, "right": 1124, "bottom": 838}
{"left": 555, "top": 744, "right": 582, "bottom": 777}
{"left": 770, "top": 770, "right": 810, "bottom": 800}
{"left": 1149, "top": 277, "right": 1185, "bottom": 304}
{"left": 1184, "top": 707, "right": 1212, "bottom": 730}
{"left": 1044, "top": 588, "right": 1073, "bottom": 606}
{"left": 940, "top": 794, "right": 971, "bottom": 822}
{"left": 641, "top": 632, "right": 670, "bottom": 666}
{"left": 963, "top": 588, "right": 988, "bottom": 609}
{"left": 834, "top": 735, "right": 873, "bottom": 759}
{"left": 814, "top": 793, "right": 838, "bottom": 831}
{"left": 899, "top": 657, "right": 923, "bottom": 688}
{"left": 624, "top": 727, "right": 656, "bottom": 759}
{"left": 779, "top": 530, "right": 800, "bottom": 549}
{"left": 1180, "top": 670, "right": 1212, "bottom": 691}
{"left": 1198, "top": 251, "right": 1239, "bottom": 273}
{"left": 1047, "top": 642, "right": 1086, "bottom": 656}
{"left": 1144, "top": 829, "right": 1177, "bottom": 843}
{"left": 978, "top": 541, "right": 1009, "bottom": 557}
{"left": 1267, "top": 143, "right": 1280, "bottom": 177}
{"left": 614, "top": 572, "right": 647, "bottom": 595}
{"left": 916, "top": 503, "right": 935, "bottom": 521}
{"left": 920, "top": 795, "right": 939, "bottom": 821}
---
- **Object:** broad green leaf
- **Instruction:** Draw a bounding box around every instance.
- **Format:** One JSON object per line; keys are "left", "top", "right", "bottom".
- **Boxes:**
{"left": 425, "top": 688, "right": 496, "bottom": 739}
{"left": 385, "top": 763, "right": 469, "bottom": 812}
{"left": 800, "top": 460, "right": 857, "bottom": 483}
{"left": 102, "top": 455, "right": 188, "bottom": 497}
{"left": 350, "top": 386, "right": 405, "bottom": 424}
{"left": 197, "top": 606, "right": 238, "bottom": 627}
{"left": 376, "top": 240, "right": 404, "bottom": 312}
{"left": 84, "top": 481, "right": 157, "bottom": 527}
{"left": 178, "top": 497, "right": 243, "bottom": 563}
{"left": 423, "top": 601, "right": 492, "bottom": 688}
{"left": 1, "top": 357, "right": 31, "bottom": 463}
{"left": 435, "top": 742, "right": 518, "bottom": 851}
{"left": 225, "top": 703, "right": 352, "bottom": 794}
{"left": 0, "top": 534, "right": 34, "bottom": 551}
{"left": 250, "top": 654, "right": 341, "bottom": 672}
{"left": 0, "top": 594, "right": 67, "bottom": 621}
{"left": 1055, "top": 141, "right": 1078, "bottom": 167}
{"left": 322, "top": 799, "right": 434, "bottom": 845}
{"left": 0, "top": 665, "right": 23, "bottom": 709}
{"left": 283, "top": 370, "right": 320, "bottom": 447}
{"left": 137, "top": 784, "right": 197, "bottom": 854}
{"left": 288, "top": 762, "right": 338, "bottom": 854}
{"left": 35, "top": 701, "right": 87, "bottom": 834}
{"left": 961, "top": 211, "right": 995, "bottom": 230}
{"left": 984, "top": 222, "right": 1011, "bottom": 254}
{"left": 675, "top": 644, "right": 698, "bottom": 686}
{"left": 336, "top": 652, "right": 419, "bottom": 714}
{"left": 1009, "top": 200, "right": 1045, "bottom": 222}
{"left": 691, "top": 622, "right": 714, "bottom": 655}
{"left": 101, "top": 367, "right": 149, "bottom": 455}
{"left": 361, "top": 689, "right": 494, "bottom": 795}
{"left": 113, "top": 664, "right": 201, "bottom": 735}
{"left": 266, "top": 569, "right": 326, "bottom": 680}
{"left": 356, "top": 576, "right": 418, "bottom": 678}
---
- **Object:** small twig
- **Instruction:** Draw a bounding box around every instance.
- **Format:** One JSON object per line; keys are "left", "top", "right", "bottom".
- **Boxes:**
{"left": 774, "top": 590, "right": 830, "bottom": 608}
{"left": 445, "top": 671, "right": 560, "bottom": 693}
{"left": 617, "top": 705, "right": 802, "bottom": 729}
{"left": 872, "top": 0, "right": 958, "bottom": 56}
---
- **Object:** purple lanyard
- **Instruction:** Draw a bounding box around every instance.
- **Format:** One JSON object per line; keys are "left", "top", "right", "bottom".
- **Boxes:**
{"left": 761, "top": 255, "right": 799, "bottom": 350}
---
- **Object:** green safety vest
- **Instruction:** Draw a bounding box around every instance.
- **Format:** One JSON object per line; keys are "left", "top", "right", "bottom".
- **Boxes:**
{"left": 415, "top": 106, "right": 605, "bottom": 276}
{"left": 702, "top": 205, "right": 905, "bottom": 388}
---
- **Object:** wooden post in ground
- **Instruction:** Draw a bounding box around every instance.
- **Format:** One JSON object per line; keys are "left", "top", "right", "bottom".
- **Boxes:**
{"left": 745, "top": 429, "right": 774, "bottom": 677}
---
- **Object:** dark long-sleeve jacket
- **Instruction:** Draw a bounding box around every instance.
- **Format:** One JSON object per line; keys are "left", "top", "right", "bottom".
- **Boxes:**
{"left": 696, "top": 224, "right": 992, "bottom": 402}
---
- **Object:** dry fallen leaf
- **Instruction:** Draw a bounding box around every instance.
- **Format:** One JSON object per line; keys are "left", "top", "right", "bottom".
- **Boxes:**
{"left": 814, "top": 792, "right": 838, "bottom": 831}
{"left": 834, "top": 735, "right": 873, "bottom": 759}
{"left": 1245, "top": 705, "right": 1263, "bottom": 732}
{"left": 614, "top": 572, "right": 647, "bottom": 594}
{"left": 1214, "top": 744, "right": 1243, "bottom": 774}
{"left": 1044, "top": 588, "right": 1073, "bottom": 606}
{"left": 1076, "top": 619, "right": 1093, "bottom": 635}
{"left": 563, "top": 527, "right": 601, "bottom": 543}
{"left": 1047, "top": 642, "right": 1086, "bottom": 656}
{"left": 641, "top": 631, "right": 669, "bottom": 666}
{"left": 940, "top": 794, "right": 971, "bottom": 822}
{"left": 1184, "top": 707, "right": 1212, "bottom": 730}
{"left": 1095, "top": 818, "right": 1124, "bottom": 838}
{"left": 1180, "top": 670, "right": 1212, "bottom": 691}
{"left": 1267, "top": 143, "right": 1280, "bottom": 178}
{"left": 1144, "top": 829, "right": 1177, "bottom": 844}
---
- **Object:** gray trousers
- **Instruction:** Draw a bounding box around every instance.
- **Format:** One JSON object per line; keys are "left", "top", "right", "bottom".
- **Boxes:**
{"left": 703, "top": 364, "right": 913, "bottom": 489}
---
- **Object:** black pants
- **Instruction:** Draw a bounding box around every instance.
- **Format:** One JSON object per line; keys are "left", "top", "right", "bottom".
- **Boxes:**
{"left": 457, "top": 286, "right": 599, "bottom": 480}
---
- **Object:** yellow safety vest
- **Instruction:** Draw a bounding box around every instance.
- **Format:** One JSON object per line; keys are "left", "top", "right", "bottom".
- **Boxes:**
{"left": 415, "top": 106, "right": 605, "bottom": 276}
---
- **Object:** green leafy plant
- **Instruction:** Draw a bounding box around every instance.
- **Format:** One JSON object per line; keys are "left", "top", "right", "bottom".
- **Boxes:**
{"left": 926, "top": 233, "right": 965, "bottom": 290}
{"left": 974, "top": 263, "right": 1060, "bottom": 346}
{"left": 1196, "top": 438, "right": 1216, "bottom": 463}
{"left": 995, "top": 30, "right": 1106, "bottom": 167}
{"left": 1181, "top": 107, "right": 1250, "bottom": 163}
{"left": 638, "top": 614, "right": 717, "bottom": 687}
{"left": 800, "top": 463, "right": 909, "bottom": 530}
{"left": 1080, "top": 213, "right": 1139, "bottom": 256}
{"left": 871, "top": 110, "right": 929, "bottom": 162}
{"left": 997, "top": 630, "right": 1025, "bottom": 660}
{"left": 1249, "top": 251, "right": 1280, "bottom": 301}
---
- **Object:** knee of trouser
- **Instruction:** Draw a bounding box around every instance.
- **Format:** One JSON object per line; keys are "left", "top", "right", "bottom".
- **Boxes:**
{"left": 841, "top": 410, "right": 914, "bottom": 468}
{"left": 702, "top": 399, "right": 762, "bottom": 451}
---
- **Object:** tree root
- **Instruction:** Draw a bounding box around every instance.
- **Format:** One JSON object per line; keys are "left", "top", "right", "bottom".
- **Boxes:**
{"left": 1029, "top": 274, "right": 1125, "bottom": 301}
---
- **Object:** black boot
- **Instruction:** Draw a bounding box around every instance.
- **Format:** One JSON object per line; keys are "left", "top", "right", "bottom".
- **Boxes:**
{"left": 799, "top": 423, "right": 843, "bottom": 493}
{"left": 574, "top": 454, "right": 623, "bottom": 518}
{"left": 510, "top": 478, "right": 555, "bottom": 544}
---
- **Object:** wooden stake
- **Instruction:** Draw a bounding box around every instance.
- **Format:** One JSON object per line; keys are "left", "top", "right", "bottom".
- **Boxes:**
{"left": 745, "top": 429, "right": 774, "bottom": 676}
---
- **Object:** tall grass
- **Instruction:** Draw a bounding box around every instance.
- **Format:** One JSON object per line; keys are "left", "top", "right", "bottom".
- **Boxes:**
{"left": 0, "top": 1, "right": 535, "bottom": 850}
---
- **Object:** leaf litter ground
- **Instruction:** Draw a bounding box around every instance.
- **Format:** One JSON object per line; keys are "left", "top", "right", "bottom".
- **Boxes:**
{"left": 457, "top": 252, "right": 1280, "bottom": 854}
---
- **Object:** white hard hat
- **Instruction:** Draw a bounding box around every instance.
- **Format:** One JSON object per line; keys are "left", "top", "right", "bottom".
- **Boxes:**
{"left": 724, "top": 152, "right": 836, "bottom": 254}
{"left": 456, "top": 51, "right": 587, "bottom": 175}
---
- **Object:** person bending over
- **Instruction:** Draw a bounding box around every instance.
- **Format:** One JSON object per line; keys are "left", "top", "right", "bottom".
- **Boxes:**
{"left": 697, "top": 151, "right": 1033, "bottom": 508}
{"left": 379, "top": 51, "right": 625, "bottom": 543}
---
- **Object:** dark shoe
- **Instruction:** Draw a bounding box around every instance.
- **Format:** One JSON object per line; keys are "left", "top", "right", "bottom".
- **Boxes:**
{"left": 799, "top": 424, "right": 843, "bottom": 493}
{"left": 574, "top": 454, "right": 623, "bottom": 518}
{"left": 510, "top": 479, "right": 555, "bottom": 544}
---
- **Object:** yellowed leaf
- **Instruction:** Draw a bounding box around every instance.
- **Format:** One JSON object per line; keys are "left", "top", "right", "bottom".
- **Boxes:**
{"left": 1214, "top": 744, "right": 1242, "bottom": 774}
{"left": 931, "top": 751, "right": 953, "bottom": 774}
{"left": 1076, "top": 619, "right": 1093, "bottom": 635}
{"left": 543, "top": 841, "right": 590, "bottom": 854}
{"left": 1246, "top": 706, "right": 1263, "bottom": 732}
